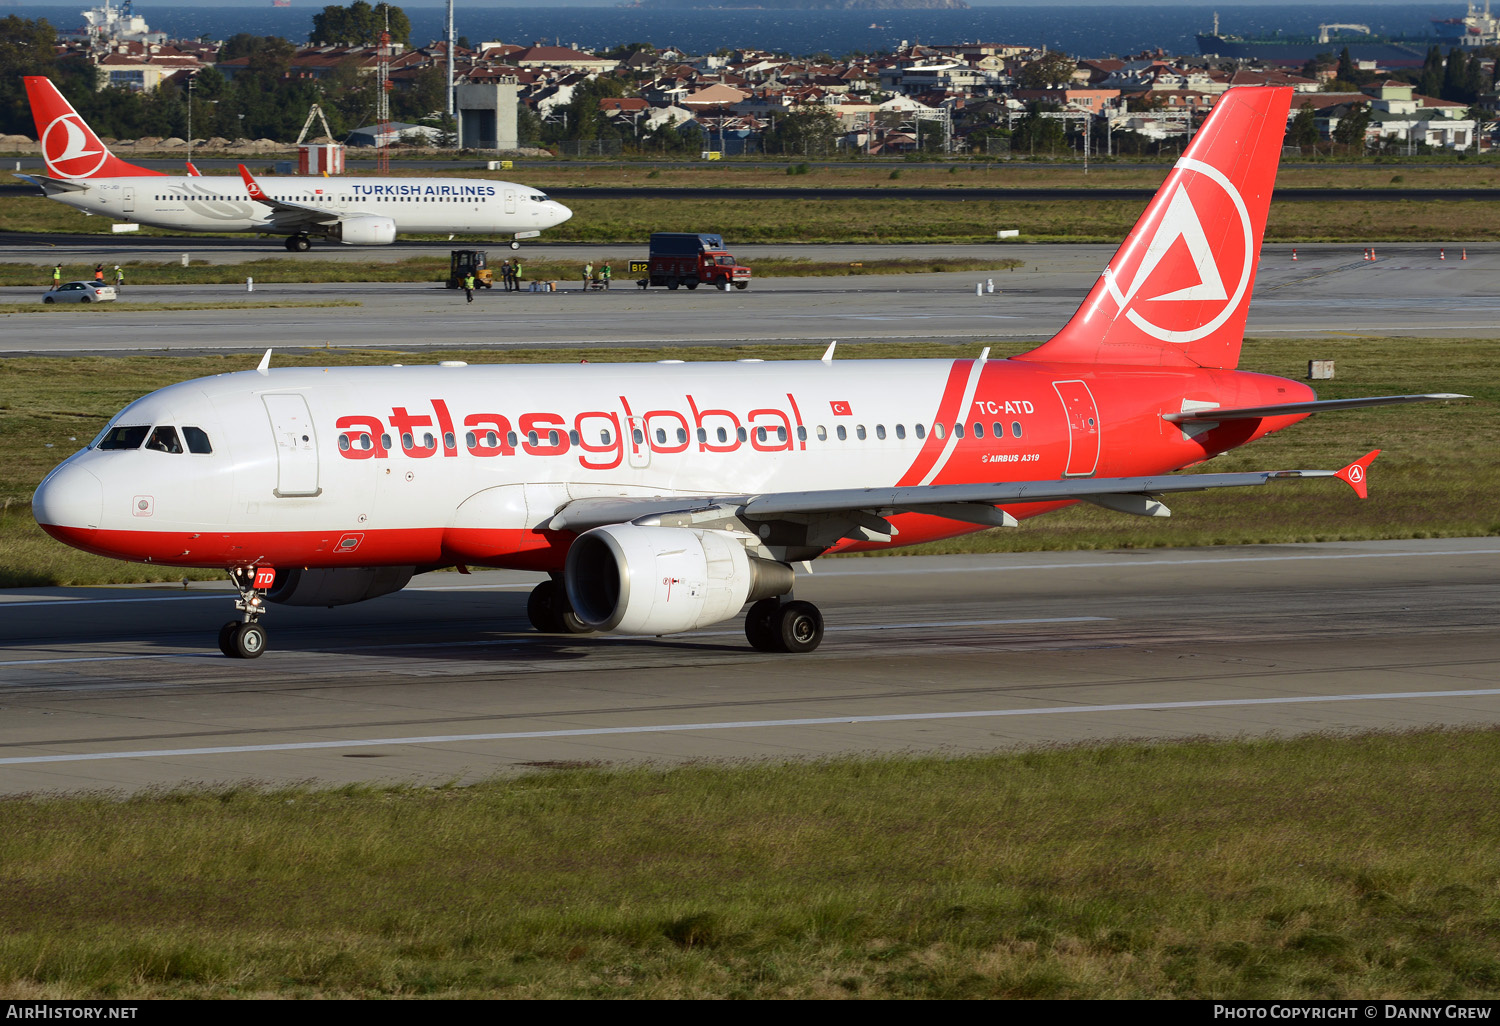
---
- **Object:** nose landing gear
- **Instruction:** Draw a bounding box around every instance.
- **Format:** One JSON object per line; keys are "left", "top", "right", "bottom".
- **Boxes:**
{"left": 218, "top": 566, "right": 270, "bottom": 658}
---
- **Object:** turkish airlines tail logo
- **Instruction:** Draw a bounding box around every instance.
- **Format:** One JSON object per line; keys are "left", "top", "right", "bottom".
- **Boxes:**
{"left": 24, "top": 77, "right": 164, "bottom": 179}
{"left": 1017, "top": 87, "right": 1294, "bottom": 371}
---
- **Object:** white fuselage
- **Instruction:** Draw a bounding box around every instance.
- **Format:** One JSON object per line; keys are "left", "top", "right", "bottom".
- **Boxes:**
{"left": 48, "top": 175, "right": 572, "bottom": 239}
{"left": 31, "top": 358, "right": 1296, "bottom": 574}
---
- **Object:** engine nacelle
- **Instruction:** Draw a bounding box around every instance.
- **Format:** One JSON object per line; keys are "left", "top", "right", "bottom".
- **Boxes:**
{"left": 332, "top": 215, "right": 397, "bottom": 246}
{"left": 565, "top": 525, "right": 793, "bottom": 635}
{"left": 266, "top": 566, "right": 414, "bottom": 607}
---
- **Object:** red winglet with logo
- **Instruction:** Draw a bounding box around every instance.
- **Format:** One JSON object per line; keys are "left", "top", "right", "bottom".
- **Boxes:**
{"left": 1016, "top": 87, "right": 1293, "bottom": 372}
{"left": 1335, "top": 449, "right": 1379, "bottom": 499}
{"left": 23, "top": 77, "right": 165, "bottom": 179}
{"left": 238, "top": 164, "right": 269, "bottom": 202}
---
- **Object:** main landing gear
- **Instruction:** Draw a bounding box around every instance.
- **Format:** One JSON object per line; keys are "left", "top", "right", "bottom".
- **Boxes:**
{"left": 283, "top": 234, "right": 312, "bottom": 252}
{"left": 526, "top": 577, "right": 592, "bottom": 635}
{"left": 218, "top": 566, "right": 268, "bottom": 659}
{"left": 744, "top": 597, "right": 825, "bottom": 654}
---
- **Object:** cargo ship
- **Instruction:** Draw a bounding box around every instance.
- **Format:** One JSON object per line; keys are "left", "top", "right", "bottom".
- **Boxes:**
{"left": 1196, "top": 4, "right": 1500, "bottom": 65}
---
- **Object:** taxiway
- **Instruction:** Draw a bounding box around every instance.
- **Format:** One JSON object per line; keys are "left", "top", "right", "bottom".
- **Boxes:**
{"left": 1, "top": 539, "right": 1497, "bottom": 796}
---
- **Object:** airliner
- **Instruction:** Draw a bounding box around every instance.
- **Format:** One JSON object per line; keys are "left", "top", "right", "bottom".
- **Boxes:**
{"left": 32, "top": 87, "right": 1464, "bottom": 658}
{"left": 17, "top": 76, "right": 572, "bottom": 250}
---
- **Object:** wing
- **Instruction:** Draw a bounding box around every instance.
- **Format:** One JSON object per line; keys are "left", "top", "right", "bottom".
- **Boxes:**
{"left": 545, "top": 452, "right": 1381, "bottom": 554}
{"left": 236, "top": 163, "right": 341, "bottom": 231}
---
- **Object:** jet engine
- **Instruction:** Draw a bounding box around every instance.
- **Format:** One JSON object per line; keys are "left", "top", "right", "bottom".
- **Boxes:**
{"left": 266, "top": 566, "right": 415, "bottom": 607}
{"left": 332, "top": 215, "right": 398, "bottom": 246}
{"left": 565, "top": 525, "right": 793, "bottom": 635}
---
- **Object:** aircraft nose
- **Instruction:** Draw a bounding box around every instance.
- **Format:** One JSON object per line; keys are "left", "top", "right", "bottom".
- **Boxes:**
{"left": 33, "top": 462, "right": 102, "bottom": 533}
{"left": 553, "top": 202, "right": 573, "bottom": 225}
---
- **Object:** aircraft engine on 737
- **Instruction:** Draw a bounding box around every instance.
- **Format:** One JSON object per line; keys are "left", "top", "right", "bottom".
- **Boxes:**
{"left": 266, "top": 567, "right": 415, "bottom": 608}
{"left": 565, "top": 525, "right": 795, "bottom": 635}
{"left": 332, "top": 215, "right": 398, "bottom": 246}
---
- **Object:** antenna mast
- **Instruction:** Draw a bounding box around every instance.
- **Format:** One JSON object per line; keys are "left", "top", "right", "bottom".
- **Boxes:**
{"left": 376, "top": 5, "right": 392, "bottom": 175}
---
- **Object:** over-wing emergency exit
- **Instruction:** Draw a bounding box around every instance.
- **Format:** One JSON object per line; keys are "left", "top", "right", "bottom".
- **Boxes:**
{"left": 32, "top": 87, "right": 1466, "bottom": 657}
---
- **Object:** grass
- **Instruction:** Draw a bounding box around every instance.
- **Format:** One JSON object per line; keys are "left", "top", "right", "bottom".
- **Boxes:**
{"left": 5, "top": 186, "right": 1499, "bottom": 244}
{"left": 3, "top": 728, "right": 1500, "bottom": 997}
{"left": 2, "top": 337, "right": 1494, "bottom": 588}
{"left": 0, "top": 256, "right": 1022, "bottom": 289}
{"left": 1, "top": 300, "right": 362, "bottom": 314}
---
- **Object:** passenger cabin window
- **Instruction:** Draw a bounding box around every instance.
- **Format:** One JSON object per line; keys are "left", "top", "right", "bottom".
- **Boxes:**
{"left": 145, "top": 426, "right": 183, "bottom": 454}
{"left": 816, "top": 426, "right": 827, "bottom": 441}
{"left": 1012, "top": 422, "right": 1023, "bottom": 438}
{"left": 914, "top": 424, "right": 926, "bottom": 440}
{"left": 856, "top": 425, "right": 867, "bottom": 440}
{"left": 97, "top": 425, "right": 149, "bottom": 450}
{"left": 895, "top": 424, "right": 906, "bottom": 440}
{"left": 183, "top": 427, "right": 213, "bottom": 454}
{"left": 836, "top": 425, "right": 847, "bottom": 441}
{"left": 875, "top": 425, "right": 886, "bottom": 440}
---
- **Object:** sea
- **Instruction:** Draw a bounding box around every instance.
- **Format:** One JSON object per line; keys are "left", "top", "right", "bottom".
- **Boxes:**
{"left": 5, "top": 4, "right": 1462, "bottom": 58}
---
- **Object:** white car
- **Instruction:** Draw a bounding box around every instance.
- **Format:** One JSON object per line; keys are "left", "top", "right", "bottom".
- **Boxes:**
{"left": 43, "top": 281, "right": 117, "bottom": 304}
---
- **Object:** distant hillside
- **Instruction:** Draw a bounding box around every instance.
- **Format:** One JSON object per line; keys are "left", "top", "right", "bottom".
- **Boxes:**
{"left": 630, "top": 0, "right": 970, "bottom": 10}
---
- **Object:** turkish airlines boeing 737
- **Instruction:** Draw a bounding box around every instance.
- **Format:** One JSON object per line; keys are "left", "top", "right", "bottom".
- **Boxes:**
{"left": 32, "top": 87, "right": 1464, "bottom": 658}
{"left": 17, "top": 76, "right": 571, "bottom": 250}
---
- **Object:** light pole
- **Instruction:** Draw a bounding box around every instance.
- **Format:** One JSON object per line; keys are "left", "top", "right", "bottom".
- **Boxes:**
{"left": 186, "top": 75, "right": 193, "bottom": 163}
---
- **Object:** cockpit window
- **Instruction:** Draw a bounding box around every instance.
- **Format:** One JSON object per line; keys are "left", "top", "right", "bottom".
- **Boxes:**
{"left": 530, "top": 194, "right": 549, "bottom": 202}
{"left": 145, "top": 426, "right": 183, "bottom": 454}
{"left": 183, "top": 426, "right": 213, "bottom": 454}
{"left": 97, "top": 425, "right": 149, "bottom": 450}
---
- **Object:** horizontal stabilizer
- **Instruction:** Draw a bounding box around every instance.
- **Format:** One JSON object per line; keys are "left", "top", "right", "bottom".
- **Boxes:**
{"left": 13, "top": 173, "right": 87, "bottom": 196}
{"left": 1164, "top": 393, "right": 1469, "bottom": 423}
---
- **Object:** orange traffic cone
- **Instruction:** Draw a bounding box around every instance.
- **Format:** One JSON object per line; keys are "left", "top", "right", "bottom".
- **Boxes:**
{"left": 1291, "top": 248, "right": 1298, "bottom": 261}
{"left": 1440, "top": 248, "right": 1446, "bottom": 260}
{"left": 1462, "top": 248, "right": 1468, "bottom": 260}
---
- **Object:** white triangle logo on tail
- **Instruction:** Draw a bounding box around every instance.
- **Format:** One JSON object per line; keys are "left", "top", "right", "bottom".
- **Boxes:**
{"left": 1118, "top": 184, "right": 1227, "bottom": 305}
{"left": 1102, "top": 157, "right": 1254, "bottom": 345}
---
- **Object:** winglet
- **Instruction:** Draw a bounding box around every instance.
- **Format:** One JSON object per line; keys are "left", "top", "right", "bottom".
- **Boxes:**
{"left": 238, "top": 163, "right": 268, "bottom": 202}
{"left": 186, "top": 161, "right": 201, "bottom": 177}
{"left": 257, "top": 348, "right": 273, "bottom": 374}
{"left": 1335, "top": 449, "right": 1380, "bottom": 499}
{"left": 821, "top": 341, "right": 837, "bottom": 364}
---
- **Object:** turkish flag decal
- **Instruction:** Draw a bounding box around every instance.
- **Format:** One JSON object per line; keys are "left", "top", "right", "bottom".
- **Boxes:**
{"left": 830, "top": 400, "right": 852, "bottom": 416}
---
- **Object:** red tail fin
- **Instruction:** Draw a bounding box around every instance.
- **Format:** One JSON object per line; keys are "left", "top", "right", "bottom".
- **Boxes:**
{"left": 1016, "top": 87, "right": 1292, "bottom": 370}
{"left": 24, "top": 76, "right": 164, "bottom": 179}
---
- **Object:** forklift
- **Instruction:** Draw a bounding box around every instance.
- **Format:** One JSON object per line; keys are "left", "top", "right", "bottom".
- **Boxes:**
{"left": 447, "top": 250, "right": 493, "bottom": 289}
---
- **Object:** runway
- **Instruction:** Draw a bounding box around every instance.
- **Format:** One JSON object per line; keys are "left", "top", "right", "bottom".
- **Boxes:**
{"left": 1, "top": 538, "right": 1497, "bottom": 796}
{"left": 2, "top": 243, "right": 1497, "bottom": 354}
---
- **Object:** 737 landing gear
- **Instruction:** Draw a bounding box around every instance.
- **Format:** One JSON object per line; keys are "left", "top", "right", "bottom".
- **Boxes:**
{"left": 526, "top": 577, "right": 592, "bottom": 634}
{"left": 745, "top": 598, "right": 824, "bottom": 653}
{"left": 218, "top": 566, "right": 269, "bottom": 659}
{"left": 284, "top": 234, "right": 312, "bottom": 252}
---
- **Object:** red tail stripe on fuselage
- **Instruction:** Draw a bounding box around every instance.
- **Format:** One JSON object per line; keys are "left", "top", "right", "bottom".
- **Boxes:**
{"left": 895, "top": 360, "right": 973, "bottom": 486}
